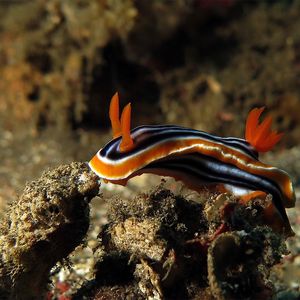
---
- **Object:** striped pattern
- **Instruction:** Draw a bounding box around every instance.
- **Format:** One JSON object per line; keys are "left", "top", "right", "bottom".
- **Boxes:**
{"left": 89, "top": 124, "right": 295, "bottom": 227}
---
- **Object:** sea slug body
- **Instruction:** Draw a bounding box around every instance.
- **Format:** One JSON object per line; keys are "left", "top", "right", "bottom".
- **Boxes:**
{"left": 89, "top": 93, "right": 295, "bottom": 233}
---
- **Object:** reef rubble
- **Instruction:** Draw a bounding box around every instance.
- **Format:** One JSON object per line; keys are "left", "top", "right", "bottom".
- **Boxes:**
{"left": 0, "top": 162, "right": 99, "bottom": 299}
{"left": 0, "top": 162, "right": 297, "bottom": 299}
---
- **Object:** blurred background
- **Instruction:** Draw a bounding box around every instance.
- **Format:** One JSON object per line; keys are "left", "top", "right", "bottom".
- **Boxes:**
{"left": 1, "top": 0, "right": 300, "bottom": 215}
{"left": 1, "top": 0, "right": 300, "bottom": 294}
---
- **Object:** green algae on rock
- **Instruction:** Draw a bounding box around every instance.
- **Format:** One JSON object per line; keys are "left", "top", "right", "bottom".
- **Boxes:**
{"left": 0, "top": 162, "right": 100, "bottom": 300}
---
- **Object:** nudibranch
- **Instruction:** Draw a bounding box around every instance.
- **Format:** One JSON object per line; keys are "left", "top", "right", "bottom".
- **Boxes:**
{"left": 89, "top": 93, "right": 295, "bottom": 232}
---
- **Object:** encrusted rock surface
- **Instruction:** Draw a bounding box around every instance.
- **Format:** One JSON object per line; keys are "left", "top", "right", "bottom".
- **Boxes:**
{"left": 73, "top": 185, "right": 290, "bottom": 299}
{"left": 0, "top": 162, "right": 99, "bottom": 299}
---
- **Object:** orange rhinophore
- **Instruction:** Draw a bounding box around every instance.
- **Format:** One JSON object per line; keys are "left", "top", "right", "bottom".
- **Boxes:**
{"left": 109, "top": 93, "right": 134, "bottom": 152}
{"left": 109, "top": 92, "right": 122, "bottom": 138}
{"left": 120, "top": 102, "right": 134, "bottom": 152}
{"left": 245, "top": 107, "right": 283, "bottom": 153}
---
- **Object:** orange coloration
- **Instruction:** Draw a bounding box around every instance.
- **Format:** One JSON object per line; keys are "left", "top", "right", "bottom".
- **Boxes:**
{"left": 120, "top": 102, "right": 134, "bottom": 152}
{"left": 58, "top": 296, "right": 71, "bottom": 300}
{"left": 239, "top": 190, "right": 267, "bottom": 205}
{"left": 109, "top": 92, "right": 122, "bottom": 138}
{"left": 245, "top": 107, "right": 283, "bottom": 152}
{"left": 56, "top": 282, "right": 70, "bottom": 293}
{"left": 211, "top": 223, "right": 229, "bottom": 240}
{"left": 109, "top": 92, "right": 134, "bottom": 152}
{"left": 215, "top": 184, "right": 230, "bottom": 194}
{"left": 89, "top": 137, "right": 294, "bottom": 207}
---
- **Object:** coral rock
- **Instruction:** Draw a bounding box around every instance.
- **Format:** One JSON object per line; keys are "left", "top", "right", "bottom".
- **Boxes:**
{"left": 0, "top": 162, "right": 99, "bottom": 299}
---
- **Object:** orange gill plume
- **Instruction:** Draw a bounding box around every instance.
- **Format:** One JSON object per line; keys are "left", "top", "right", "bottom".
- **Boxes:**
{"left": 245, "top": 107, "right": 283, "bottom": 153}
{"left": 109, "top": 92, "right": 134, "bottom": 152}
